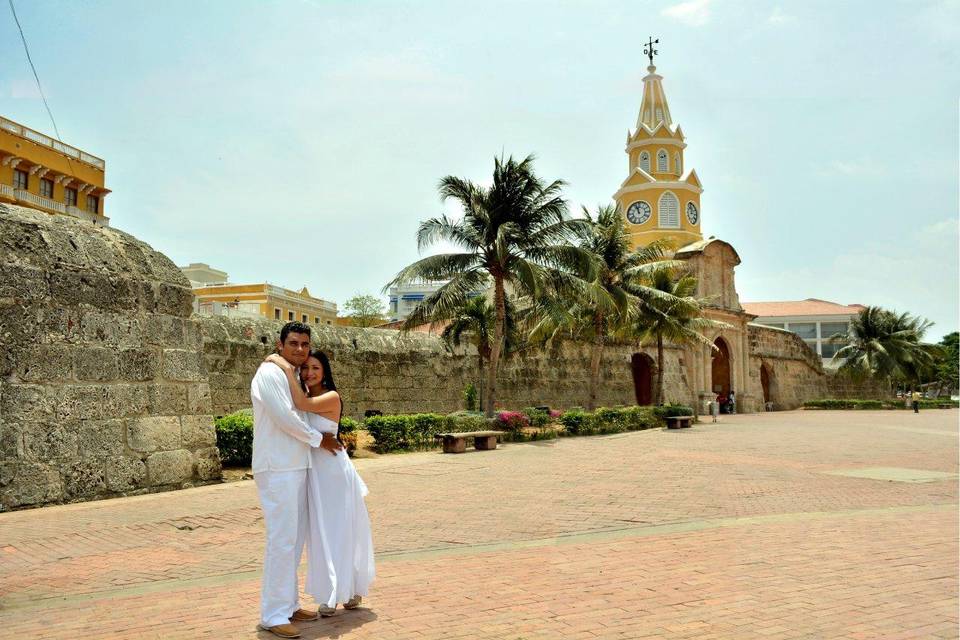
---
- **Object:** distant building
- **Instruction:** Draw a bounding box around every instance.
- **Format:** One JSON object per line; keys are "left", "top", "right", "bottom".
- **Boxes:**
{"left": 0, "top": 115, "right": 110, "bottom": 226}
{"left": 387, "top": 280, "right": 485, "bottom": 322}
{"left": 742, "top": 298, "right": 866, "bottom": 366}
{"left": 180, "top": 263, "right": 338, "bottom": 325}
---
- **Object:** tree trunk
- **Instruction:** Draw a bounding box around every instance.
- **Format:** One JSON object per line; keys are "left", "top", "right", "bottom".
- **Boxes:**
{"left": 655, "top": 333, "right": 665, "bottom": 405}
{"left": 477, "top": 353, "right": 485, "bottom": 412}
{"left": 587, "top": 314, "right": 604, "bottom": 411}
{"left": 484, "top": 276, "right": 506, "bottom": 418}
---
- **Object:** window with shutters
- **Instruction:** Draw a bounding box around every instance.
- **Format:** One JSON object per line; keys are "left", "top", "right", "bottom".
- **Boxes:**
{"left": 639, "top": 151, "right": 650, "bottom": 172}
{"left": 674, "top": 152, "right": 681, "bottom": 175}
{"left": 657, "top": 150, "right": 668, "bottom": 172}
{"left": 13, "top": 169, "right": 28, "bottom": 190}
{"left": 86, "top": 194, "right": 99, "bottom": 213}
{"left": 40, "top": 178, "right": 54, "bottom": 198}
{"left": 65, "top": 187, "right": 77, "bottom": 206}
{"left": 658, "top": 192, "right": 680, "bottom": 228}
{"left": 274, "top": 308, "right": 281, "bottom": 320}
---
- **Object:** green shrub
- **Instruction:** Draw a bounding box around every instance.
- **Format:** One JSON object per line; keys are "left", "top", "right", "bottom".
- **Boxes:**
{"left": 339, "top": 416, "right": 359, "bottom": 434}
{"left": 652, "top": 404, "right": 695, "bottom": 420}
{"left": 464, "top": 383, "right": 478, "bottom": 411}
{"left": 807, "top": 398, "right": 959, "bottom": 410}
{"left": 365, "top": 413, "right": 454, "bottom": 452}
{"left": 523, "top": 407, "right": 551, "bottom": 428}
{"left": 559, "top": 410, "right": 592, "bottom": 435}
{"left": 215, "top": 411, "right": 254, "bottom": 467}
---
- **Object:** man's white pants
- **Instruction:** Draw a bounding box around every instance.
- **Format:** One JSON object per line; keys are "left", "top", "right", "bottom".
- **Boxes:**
{"left": 255, "top": 469, "right": 309, "bottom": 627}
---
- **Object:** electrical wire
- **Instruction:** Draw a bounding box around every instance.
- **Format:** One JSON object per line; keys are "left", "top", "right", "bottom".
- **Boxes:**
{"left": 8, "top": 0, "right": 62, "bottom": 142}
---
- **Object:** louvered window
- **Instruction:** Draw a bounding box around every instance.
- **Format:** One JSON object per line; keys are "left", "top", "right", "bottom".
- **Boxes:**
{"left": 639, "top": 152, "right": 650, "bottom": 172}
{"left": 674, "top": 153, "right": 681, "bottom": 175}
{"left": 657, "top": 150, "right": 668, "bottom": 172}
{"left": 658, "top": 192, "right": 680, "bottom": 228}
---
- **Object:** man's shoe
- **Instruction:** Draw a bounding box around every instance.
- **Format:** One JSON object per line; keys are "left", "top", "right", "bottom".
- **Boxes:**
{"left": 257, "top": 623, "right": 301, "bottom": 638}
{"left": 318, "top": 604, "right": 337, "bottom": 617}
{"left": 344, "top": 595, "right": 362, "bottom": 610}
{"left": 290, "top": 609, "right": 318, "bottom": 622}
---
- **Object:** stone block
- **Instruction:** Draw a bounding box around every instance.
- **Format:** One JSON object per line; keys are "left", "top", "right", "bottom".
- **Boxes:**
{"left": 149, "top": 384, "right": 188, "bottom": 414}
{"left": 105, "top": 456, "right": 147, "bottom": 492}
{"left": 194, "top": 447, "right": 222, "bottom": 481}
{"left": 156, "top": 284, "right": 194, "bottom": 317}
{"left": 74, "top": 347, "right": 119, "bottom": 382}
{"left": 181, "top": 415, "right": 216, "bottom": 449}
{"left": 146, "top": 449, "right": 193, "bottom": 486}
{"left": 2, "top": 384, "right": 54, "bottom": 421}
{"left": 0, "top": 421, "right": 23, "bottom": 458}
{"left": 0, "top": 266, "right": 50, "bottom": 301}
{"left": 13, "top": 345, "right": 74, "bottom": 383}
{"left": 161, "top": 349, "right": 205, "bottom": 382}
{"left": 22, "top": 421, "right": 79, "bottom": 462}
{"left": 0, "top": 461, "right": 62, "bottom": 509}
{"left": 103, "top": 384, "right": 151, "bottom": 418}
{"left": 78, "top": 419, "right": 125, "bottom": 457}
{"left": 118, "top": 348, "right": 158, "bottom": 381}
{"left": 127, "top": 416, "right": 181, "bottom": 452}
{"left": 187, "top": 383, "right": 212, "bottom": 413}
{"left": 61, "top": 458, "right": 106, "bottom": 500}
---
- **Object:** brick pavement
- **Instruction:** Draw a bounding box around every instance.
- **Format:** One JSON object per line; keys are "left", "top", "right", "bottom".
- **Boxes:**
{"left": 0, "top": 410, "right": 956, "bottom": 639}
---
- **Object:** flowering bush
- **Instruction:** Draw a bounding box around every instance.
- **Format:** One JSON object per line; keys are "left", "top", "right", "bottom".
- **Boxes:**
{"left": 496, "top": 410, "right": 530, "bottom": 432}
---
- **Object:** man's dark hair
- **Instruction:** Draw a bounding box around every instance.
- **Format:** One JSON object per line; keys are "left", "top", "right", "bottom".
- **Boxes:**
{"left": 280, "top": 321, "right": 311, "bottom": 343}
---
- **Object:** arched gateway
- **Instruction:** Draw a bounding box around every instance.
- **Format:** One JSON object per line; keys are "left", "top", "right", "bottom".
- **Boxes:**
{"left": 711, "top": 337, "right": 732, "bottom": 396}
{"left": 631, "top": 353, "right": 655, "bottom": 405}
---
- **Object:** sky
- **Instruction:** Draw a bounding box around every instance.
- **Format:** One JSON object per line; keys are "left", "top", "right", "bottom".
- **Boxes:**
{"left": 2, "top": 0, "right": 958, "bottom": 340}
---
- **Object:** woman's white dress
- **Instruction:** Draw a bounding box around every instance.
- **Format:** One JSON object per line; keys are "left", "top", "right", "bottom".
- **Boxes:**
{"left": 304, "top": 413, "right": 375, "bottom": 607}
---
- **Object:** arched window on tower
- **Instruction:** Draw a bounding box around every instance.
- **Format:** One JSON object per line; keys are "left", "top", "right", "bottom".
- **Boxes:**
{"left": 639, "top": 151, "right": 650, "bottom": 173}
{"left": 674, "top": 152, "right": 681, "bottom": 175}
{"left": 657, "top": 149, "right": 668, "bottom": 172}
{"left": 658, "top": 192, "right": 680, "bottom": 228}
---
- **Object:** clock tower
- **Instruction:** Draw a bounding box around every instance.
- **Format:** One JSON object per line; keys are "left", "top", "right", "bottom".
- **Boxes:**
{"left": 614, "top": 42, "right": 703, "bottom": 251}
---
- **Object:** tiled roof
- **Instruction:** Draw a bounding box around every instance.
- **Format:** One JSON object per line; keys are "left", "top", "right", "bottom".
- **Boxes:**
{"left": 741, "top": 298, "right": 866, "bottom": 318}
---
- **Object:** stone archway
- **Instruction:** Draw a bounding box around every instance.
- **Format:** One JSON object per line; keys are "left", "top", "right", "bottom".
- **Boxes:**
{"left": 631, "top": 353, "right": 655, "bottom": 406}
{"left": 760, "top": 362, "right": 778, "bottom": 409}
{"left": 710, "top": 337, "right": 732, "bottom": 396}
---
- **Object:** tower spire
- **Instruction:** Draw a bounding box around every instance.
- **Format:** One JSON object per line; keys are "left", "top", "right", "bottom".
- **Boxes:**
{"left": 635, "top": 38, "right": 672, "bottom": 131}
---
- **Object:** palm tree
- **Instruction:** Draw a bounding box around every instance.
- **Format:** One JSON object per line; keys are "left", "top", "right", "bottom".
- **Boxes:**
{"left": 633, "top": 266, "right": 727, "bottom": 405}
{"left": 386, "top": 155, "right": 594, "bottom": 416}
{"left": 526, "top": 205, "right": 681, "bottom": 409}
{"left": 831, "top": 306, "right": 940, "bottom": 390}
{"left": 439, "top": 296, "right": 517, "bottom": 411}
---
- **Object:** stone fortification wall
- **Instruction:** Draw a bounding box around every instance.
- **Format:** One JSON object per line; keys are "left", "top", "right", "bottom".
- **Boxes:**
{"left": 824, "top": 372, "right": 890, "bottom": 399}
{"left": 199, "top": 315, "right": 697, "bottom": 418}
{"left": 746, "top": 324, "right": 826, "bottom": 410}
{"left": 0, "top": 204, "right": 220, "bottom": 510}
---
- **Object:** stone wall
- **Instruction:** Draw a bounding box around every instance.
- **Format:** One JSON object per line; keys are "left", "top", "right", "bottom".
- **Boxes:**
{"left": 0, "top": 204, "right": 220, "bottom": 511}
{"left": 745, "top": 324, "right": 826, "bottom": 410}
{"left": 199, "top": 315, "right": 697, "bottom": 418}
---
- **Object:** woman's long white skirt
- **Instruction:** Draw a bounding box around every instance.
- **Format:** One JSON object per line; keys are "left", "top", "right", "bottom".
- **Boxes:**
{"left": 304, "top": 447, "right": 375, "bottom": 607}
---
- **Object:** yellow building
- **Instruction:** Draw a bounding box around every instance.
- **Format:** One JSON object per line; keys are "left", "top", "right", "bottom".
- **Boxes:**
{"left": 181, "top": 263, "right": 338, "bottom": 325}
{"left": 0, "top": 115, "right": 110, "bottom": 226}
{"left": 614, "top": 61, "right": 703, "bottom": 250}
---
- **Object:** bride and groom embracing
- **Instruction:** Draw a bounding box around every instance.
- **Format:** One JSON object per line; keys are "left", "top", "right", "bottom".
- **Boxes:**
{"left": 251, "top": 321, "right": 375, "bottom": 638}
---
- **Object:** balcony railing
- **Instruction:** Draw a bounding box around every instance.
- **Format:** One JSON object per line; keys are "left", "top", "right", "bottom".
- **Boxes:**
{"left": 0, "top": 115, "right": 105, "bottom": 170}
{"left": 2, "top": 185, "right": 109, "bottom": 226}
{"left": 14, "top": 188, "right": 67, "bottom": 214}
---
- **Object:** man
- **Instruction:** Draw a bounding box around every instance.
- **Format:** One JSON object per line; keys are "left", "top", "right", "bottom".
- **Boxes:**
{"left": 912, "top": 389, "right": 921, "bottom": 414}
{"left": 252, "top": 321, "right": 342, "bottom": 639}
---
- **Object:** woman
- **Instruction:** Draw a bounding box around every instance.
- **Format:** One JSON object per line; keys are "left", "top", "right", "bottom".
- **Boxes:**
{"left": 265, "top": 350, "right": 375, "bottom": 616}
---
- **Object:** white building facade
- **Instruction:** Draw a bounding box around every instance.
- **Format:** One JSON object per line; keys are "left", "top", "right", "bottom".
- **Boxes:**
{"left": 742, "top": 298, "right": 865, "bottom": 367}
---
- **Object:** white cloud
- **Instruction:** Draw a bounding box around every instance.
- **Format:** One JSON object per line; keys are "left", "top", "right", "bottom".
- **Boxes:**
{"left": 819, "top": 158, "right": 886, "bottom": 177}
{"left": 767, "top": 7, "right": 796, "bottom": 26}
{"left": 661, "top": 0, "right": 712, "bottom": 27}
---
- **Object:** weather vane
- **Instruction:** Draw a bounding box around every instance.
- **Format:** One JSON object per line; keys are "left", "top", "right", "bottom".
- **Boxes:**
{"left": 644, "top": 36, "right": 659, "bottom": 66}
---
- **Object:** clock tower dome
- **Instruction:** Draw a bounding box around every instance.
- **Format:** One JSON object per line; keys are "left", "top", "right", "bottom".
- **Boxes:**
{"left": 614, "top": 42, "right": 704, "bottom": 251}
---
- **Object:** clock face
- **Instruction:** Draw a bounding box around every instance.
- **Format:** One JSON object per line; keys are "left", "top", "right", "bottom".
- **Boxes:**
{"left": 686, "top": 202, "right": 699, "bottom": 225}
{"left": 626, "top": 201, "right": 651, "bottom": 225}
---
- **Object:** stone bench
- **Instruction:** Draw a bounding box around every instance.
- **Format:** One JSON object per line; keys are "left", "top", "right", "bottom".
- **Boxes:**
{"left": 434, "top": 430, "right": 506, "bottom": 454}
{"left": 665, "top": 415, "right": 694, "bottom": 429}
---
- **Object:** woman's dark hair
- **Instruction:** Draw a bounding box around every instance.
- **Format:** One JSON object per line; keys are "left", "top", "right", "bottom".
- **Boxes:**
{"left": 309, "top": 349, "right": 337, "bottom": 392}
{"left": 305, "top": 349, "right": 343, "bottom": 426}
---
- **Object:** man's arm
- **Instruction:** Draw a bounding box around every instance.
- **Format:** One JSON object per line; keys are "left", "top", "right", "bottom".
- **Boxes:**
{"left": 256, "top": 365, "right": 322, "bottom": 448}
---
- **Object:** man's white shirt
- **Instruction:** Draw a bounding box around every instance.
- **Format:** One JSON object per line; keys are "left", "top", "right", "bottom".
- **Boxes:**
{"left": 251, "top": 362, "right": 322, "bottom": 473}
